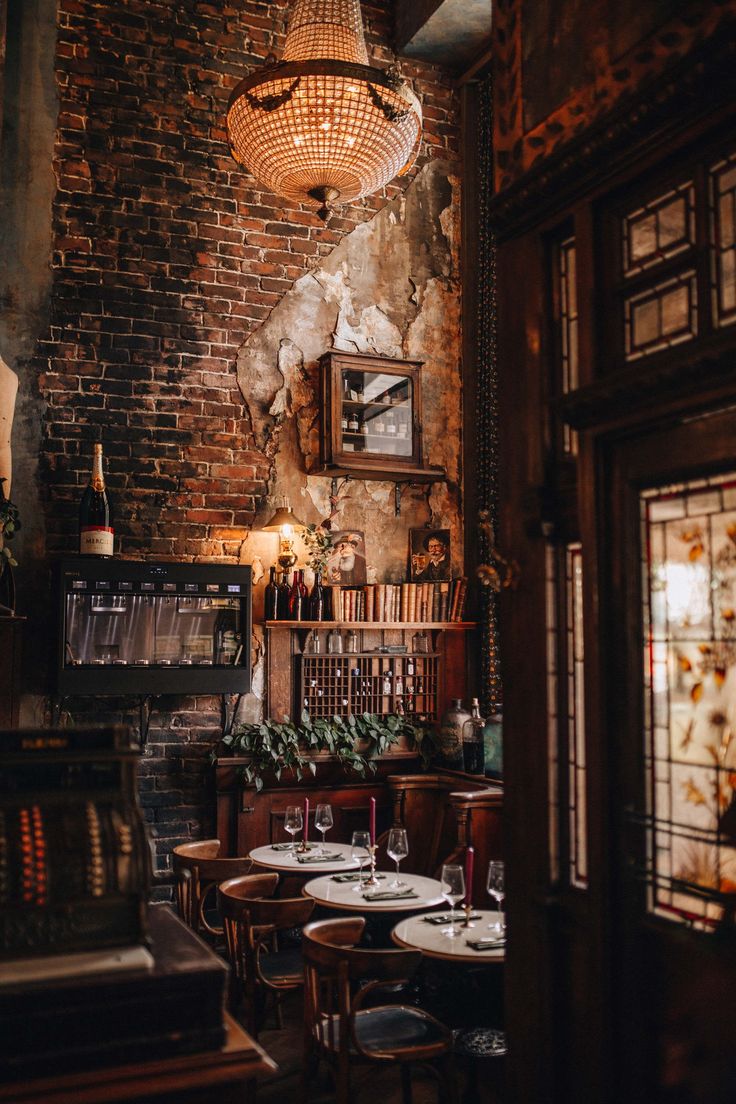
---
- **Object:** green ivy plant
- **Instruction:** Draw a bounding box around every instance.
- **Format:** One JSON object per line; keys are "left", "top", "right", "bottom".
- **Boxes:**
{"left": 221, "top": 710, "right": 428, "bottom": 791}
{"left": 302, "top": 524, "right": 334, "bottom": 576}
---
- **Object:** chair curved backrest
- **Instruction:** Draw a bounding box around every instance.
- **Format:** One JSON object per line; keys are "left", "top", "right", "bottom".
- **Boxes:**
{"left": 219, "top": 873, "right": 315, "bottom": 1035}
{"left": 172, "top": 839, "right": 253, "bottom": 937}
{"left": 302, "top": 917, "right": 423, "bottom": 1060}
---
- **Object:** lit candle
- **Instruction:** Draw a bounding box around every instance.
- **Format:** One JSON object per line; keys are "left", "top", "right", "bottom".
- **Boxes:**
{"left": 465, "top": 845, "right": 474, "bottom": 907}
{"left": 303, "top": 797, "right": 309, "bottom": 843}
{"left": 369, "top": 797, "right": 376, "bottom": 846}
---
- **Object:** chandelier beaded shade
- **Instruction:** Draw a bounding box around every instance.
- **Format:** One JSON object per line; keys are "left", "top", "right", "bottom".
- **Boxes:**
{"left": 227, "top": 0, "right": 422, "bottom": 220}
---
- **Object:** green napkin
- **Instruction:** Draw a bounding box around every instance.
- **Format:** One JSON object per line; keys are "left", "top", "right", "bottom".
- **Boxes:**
{"left": 295, "top": 852, "right": 345, "bottom": 864}
{"left": 465, "top": 937, "right": 505, "bottom": 951}
{"left": 331, "top": 872, "right": 386, "bottom": 883}
{"left": 423, "top": 912, "right": 481, "bottom": 925}
{"left": 271, "top": 842, "right": 316, "bottom": 852}
{"left": 362, "top": 889, "right": 419, "bottom": 901}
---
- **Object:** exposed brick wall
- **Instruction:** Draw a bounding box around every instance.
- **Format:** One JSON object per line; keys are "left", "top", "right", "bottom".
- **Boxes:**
{"left": 29, "top": 0, "right": 460, "bottom": 896}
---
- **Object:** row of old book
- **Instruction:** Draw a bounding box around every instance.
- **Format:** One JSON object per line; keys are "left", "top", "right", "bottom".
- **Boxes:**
{"left": 329, "top": 578, "right": 468, "bottom": 623}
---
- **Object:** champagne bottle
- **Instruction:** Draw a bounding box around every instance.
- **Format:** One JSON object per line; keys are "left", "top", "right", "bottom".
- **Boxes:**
{"left": 79, "top": 442, "right": 114, "bottom": 556}
{"left": 264, "top": 566, "right": 279, "bottom": 620}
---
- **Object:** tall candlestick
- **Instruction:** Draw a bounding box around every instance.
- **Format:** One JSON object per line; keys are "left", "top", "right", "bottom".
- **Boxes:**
{"left": 369, "top": 797, "right": 376, "bottom": 846}
{"left": 303, "top": 797, "right": 310, "bottom": 842}
{"left": 465, "top": 845, "right": 474, "bottom": 906}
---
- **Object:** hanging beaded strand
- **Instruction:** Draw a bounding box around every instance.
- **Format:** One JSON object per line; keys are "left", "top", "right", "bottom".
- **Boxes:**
{"left": 476, "top": 70, "right": 503, "bottom": 717}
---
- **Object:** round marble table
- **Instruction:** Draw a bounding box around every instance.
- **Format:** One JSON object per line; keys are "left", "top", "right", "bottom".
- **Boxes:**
{"left": 392, "top": 910, "right": 505, "bottom": 963}
{"left": 302, "top": 872, "right": 444, "bottom": 912}
{"left": 249, "top": 842, "right": 360, "bottom": 875}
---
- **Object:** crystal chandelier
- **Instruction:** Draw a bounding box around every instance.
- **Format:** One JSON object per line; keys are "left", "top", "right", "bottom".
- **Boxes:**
{"left": 227, "top": 0, "right": 423, "bottom": 220}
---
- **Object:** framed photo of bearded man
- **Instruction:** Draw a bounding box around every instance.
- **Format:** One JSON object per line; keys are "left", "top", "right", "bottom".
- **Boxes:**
{"left": 409, "top": 528, "right": 452, "bottom": 582}
{"left": 327, "top": 530, "right": 367, "bottom": 585}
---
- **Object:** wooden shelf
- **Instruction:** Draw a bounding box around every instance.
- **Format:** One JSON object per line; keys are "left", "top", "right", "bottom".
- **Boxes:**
{"left": 264, "top": 621, "right": 476, "bottom": 629}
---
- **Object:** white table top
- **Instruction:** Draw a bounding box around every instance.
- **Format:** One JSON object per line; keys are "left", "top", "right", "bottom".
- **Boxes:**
{"left": 392, "top": 910, "right": 506, "bottom": 963}
{"left": 302, "top": 872, "right": 444, "bottom": 912}
{"left": 249, "top": 842, "right": 360, "bottom": 874}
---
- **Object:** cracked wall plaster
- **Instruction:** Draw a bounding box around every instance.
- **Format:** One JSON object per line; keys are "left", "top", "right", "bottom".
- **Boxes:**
{"left": 236, "top": 159, "right": 463, "bottom": 583}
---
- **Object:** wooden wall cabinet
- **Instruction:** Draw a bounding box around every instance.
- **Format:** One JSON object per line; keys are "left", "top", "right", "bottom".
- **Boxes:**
{"left": 319, "top": 349, "right": 445, "bottom": 482}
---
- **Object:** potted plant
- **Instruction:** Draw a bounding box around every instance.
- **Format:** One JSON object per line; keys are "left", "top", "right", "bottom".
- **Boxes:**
{"left": 221, "top": 709, "right": 428, "bottom": 791}
{"left": 0, "top": 479, "right": 20, "bottom": 614}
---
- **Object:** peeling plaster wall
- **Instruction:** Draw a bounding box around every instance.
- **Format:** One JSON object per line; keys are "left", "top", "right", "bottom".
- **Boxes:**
{"left": 238, "top": 159, "right": 463, "bottom": 591}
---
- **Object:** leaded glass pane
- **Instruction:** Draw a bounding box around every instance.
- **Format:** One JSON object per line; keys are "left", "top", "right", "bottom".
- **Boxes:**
{"left": 642, "top": 473, "right": 736, "bottom": 928}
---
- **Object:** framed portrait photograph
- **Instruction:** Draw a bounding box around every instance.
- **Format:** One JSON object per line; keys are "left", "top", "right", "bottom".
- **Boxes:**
{"left": 409, "top": 528, "right": 452, "bottom": 582}
{"left": 327, "top": 530, "right": 367, "bottom": 585}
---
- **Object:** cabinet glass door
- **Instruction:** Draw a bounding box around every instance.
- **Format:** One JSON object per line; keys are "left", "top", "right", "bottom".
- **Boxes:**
{"left": 340, "top": 367, "right": 414, "bottom": 458}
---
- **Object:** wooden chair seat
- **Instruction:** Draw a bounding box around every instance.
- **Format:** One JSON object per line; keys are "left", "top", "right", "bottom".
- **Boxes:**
{"left": 321, "top": 1004, "right": 451, "bottom": 1059}
{"left": 258, "top": 944, "right": 304, "bottom": 985}
{"left": 302, "top": 916, "right": 456, "bottom": 1104}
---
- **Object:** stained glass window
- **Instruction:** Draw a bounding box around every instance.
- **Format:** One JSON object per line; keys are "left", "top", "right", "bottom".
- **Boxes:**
{"left": 623, "top": 183, "right": 695, "bottom": 276}
{"left": 641, "top": 472, "right": 736, "bottom": 927}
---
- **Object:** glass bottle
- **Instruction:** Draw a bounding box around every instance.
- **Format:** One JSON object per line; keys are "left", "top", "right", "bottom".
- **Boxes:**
{"left": 278, "top": 571, "right": 291, "bottom": 619}
{"left": 264, "top": 566, "right": 279, "bottom": 620}
{"left": 348, "top": 410, "right": 359, "bottom": 433}
{"left": 345, "top": 628, "right": 359, "bottom": 653}
{"left": 310, "top": 568, "right": 327, "bottom": 621}
{"left": 412, "top": 630, "right": 429, "bottom": 654}
{"left": 79, "top": 442, "right": 114, "bottom": 556}
{"left": 288, "top": 569, "right": 308, "bottom": 621}
{"left": 462, "top": 698, "right": 486, "bottom": 775}
{"left": 327, "top": 628, "right": 343, "bottom": 654}
{"left": 439, "top": 698, "right": 470, "bottom": 769}
{"left": 386, "top": 409, "right": 397, "bottom": 435}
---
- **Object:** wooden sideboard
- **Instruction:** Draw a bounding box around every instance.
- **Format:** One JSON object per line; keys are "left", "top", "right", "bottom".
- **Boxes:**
{"left": 214, "top": 754, "right": 503, "bottom": 906}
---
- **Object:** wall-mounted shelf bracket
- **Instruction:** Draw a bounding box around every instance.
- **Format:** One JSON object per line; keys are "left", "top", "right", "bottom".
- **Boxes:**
{"left": 331, "top": 474, "right": 352, "bottom": 501}
{"left": 394, "top": 481, "right": 412, "bottom": 516}
{"left": 221, "top": 693, "right": 243, "bottom": 739}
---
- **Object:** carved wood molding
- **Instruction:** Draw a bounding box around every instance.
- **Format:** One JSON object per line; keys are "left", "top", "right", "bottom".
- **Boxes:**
{"left": 559, "top": 342, "right": 736, "bottom": 432}
{"left": 488, "top": 29, "right": 736, "bottom": 241}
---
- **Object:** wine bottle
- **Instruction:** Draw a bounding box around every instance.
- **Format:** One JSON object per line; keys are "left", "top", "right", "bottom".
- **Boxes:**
{"left": 288, "top": 569, "right": 308, "bottom": 620}
{"left": 278, "top": 571, "right": 291, "bottom": 619}
{"left": 79, "top": 442, "right": 114, "bottom": 556}
{"left": 264, "top": 566, "right": 279, "bottom": 620}
{"left": 310, "top": 568, "right": 326, "bottom": 621}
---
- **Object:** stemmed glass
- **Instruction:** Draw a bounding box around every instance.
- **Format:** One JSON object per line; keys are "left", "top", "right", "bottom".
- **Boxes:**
{"left": 386, "top": 828, "right": 409, "bottom": 888}
{"left": 440, "top": 863, "right": 465, "bottom": 938}
{"left": 314, "top": 803, "right": 334, "bottom": 855}
{"left": 487, "top": 860, "right": 505, "bottom": 934}
{"left": 284, "top": 805, "right": 303, "bottom": 852}
{"left": 351, "top": 830, "right": 371, "bottom": 892}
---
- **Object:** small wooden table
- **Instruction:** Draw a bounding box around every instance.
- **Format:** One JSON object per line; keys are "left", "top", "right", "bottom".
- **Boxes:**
{"left": 391, "top": 910, "right": 505, "bottom": 963}
{"left": 249, "top": 842, "right": 359, "bottom": 875}
{"left": 302, "top": 872, "right": 444, "bottom": 912}
{"left": 0, "top": 1013, "right": 276, "bottom": 1104}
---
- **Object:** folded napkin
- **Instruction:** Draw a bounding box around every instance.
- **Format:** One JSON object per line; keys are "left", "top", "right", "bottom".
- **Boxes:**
{"left": 422, "top": 912, "right": 481, "bottom": 925}
{"left": 362, "top": 888, "right": 419, "bottom": 902}
{"left": 295, "top": 852, "right": 345, "bottom": 864}
{"left": 465, "top": 937, "right": 506, "bottom": 951}
{"left": 331, "top": 872, "right": 386, "bottom": 883}
{"left": 271, "top": 842, "right": 316, "bottom": 852}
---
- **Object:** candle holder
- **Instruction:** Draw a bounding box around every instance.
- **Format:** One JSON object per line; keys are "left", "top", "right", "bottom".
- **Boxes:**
{"left": 296, "top": 838, "right": 310, "bottom": 854}
{"left": 462, "top": 904, "right": 475, "bottom": 929}
{"left": 363, "top": 844, "right": 381, "bottom": 888}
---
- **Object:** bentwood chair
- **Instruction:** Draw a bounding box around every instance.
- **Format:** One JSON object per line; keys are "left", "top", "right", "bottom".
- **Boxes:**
{"left": 218, "top": 873, "right": 315, "bottom": 1037}
{"left": 301, "top": 916, "right": 455, "bottom": 1104}
{"left": 172, "top": 839, "right": 252, "bottom": 941}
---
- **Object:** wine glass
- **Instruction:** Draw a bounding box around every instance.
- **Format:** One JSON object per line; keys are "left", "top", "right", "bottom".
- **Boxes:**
{"left": 284, "top": 805, "right": 303, "bottom": 852}
{"left": 351, "top": 830, "right": 371, "bottom": 891}
{"left": 314, "top": 803, "right": 334, "bottom": 855}
{"left": 386, "top": 827, "right": 409, "bottom": 889}
{"left": 440, "top": 863, "right": 466, "bottom": 938}
{"left": 487, "top": 860, "right": 505, "bottom": 934}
